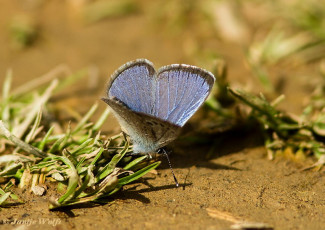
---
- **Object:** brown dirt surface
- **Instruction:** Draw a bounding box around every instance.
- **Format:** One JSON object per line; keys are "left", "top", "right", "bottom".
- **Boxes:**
{"left": 1, "top": 1, "right": 325, "bottom": 230}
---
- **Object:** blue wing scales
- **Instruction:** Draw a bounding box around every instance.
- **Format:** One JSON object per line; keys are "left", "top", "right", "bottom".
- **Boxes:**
{"left": 107, "top": 59, "right": 215, "bottom": 127}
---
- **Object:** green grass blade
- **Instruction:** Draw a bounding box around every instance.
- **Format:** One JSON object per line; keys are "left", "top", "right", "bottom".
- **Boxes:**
{"left": 58, "top": 122, "right": 72, "bottom": 151}
{"left": 73, "top": 103, "right": 98, "bottom": 134}
{"left": 48, "top": 136, "right": 65, "bottom": 153}
{"left": 37, "top": 125, "right": 54, "bottom": 150}
{"left": 70, "top": 138, "right": 93, "bottom": 155}
{"left": 89, "top": 147, "right": 104, "bottom": 166}
{"left": 96, "top": 140, "right": 129, "bottom": 181}
{"left": 92, "top": 108, "right": 110, "bottom": 131}
{"left": 118, "top": 161, "right": 161, "bottom": 186}
{"left": 25, "top": 108, "right": 42, "bottom": 143}
{"left": 72, "top": 167, "right": 92, "bottom": 199}
{"left": 0, "top": 192, "right": 11, "bottom": 206}
{"left": 56, "top": 155, "right": 79, "bottom": 204}
{"left": 123, "top": 155, "right": 147, "bottom": 170}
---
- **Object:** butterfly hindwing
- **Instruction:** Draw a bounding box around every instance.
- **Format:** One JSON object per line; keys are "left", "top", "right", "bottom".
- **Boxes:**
{"left": 102, "top": 97, "right": 181, "bottom": 153}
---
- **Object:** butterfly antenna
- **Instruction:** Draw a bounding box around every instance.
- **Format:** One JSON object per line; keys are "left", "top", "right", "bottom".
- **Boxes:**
{"left": 161, "top": 149, "right": 179, "bottom": 187}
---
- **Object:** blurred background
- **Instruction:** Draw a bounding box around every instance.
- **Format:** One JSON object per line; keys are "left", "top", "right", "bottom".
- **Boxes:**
{"left": 1, "top": 0, "right": 325, "bottom": 115}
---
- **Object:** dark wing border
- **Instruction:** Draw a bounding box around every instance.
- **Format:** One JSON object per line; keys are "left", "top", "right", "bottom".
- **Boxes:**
{"left": 157, "top": 64, "right": 215, "bottom": 89}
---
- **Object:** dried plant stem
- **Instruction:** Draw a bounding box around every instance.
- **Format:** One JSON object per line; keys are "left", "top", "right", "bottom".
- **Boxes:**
{"left": 0, "top": 120, "right": 46, "bottom": 158}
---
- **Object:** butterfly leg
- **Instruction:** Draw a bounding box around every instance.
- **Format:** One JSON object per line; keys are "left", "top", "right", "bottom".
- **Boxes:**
{"left": 157, "top": 148, "right": 179, "bottom": 187}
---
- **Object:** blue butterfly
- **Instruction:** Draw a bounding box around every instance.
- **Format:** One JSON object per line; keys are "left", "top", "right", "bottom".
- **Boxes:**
{"left": 102, "top": 59, "right": 215, "bottom": 154}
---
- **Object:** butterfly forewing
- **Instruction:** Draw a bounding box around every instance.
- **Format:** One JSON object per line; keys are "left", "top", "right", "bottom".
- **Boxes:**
{"left": 108, "top": 59, "right": 156, "bottom": 115}
{"left": 155, "top": 65, "right": 214, "bottom": 126}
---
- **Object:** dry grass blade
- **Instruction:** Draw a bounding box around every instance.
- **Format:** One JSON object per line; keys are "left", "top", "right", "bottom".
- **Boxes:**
{"left": 206, "top": 208, "right": 244, "bottom": 223}
{"left": 206, "top": 208, "right": 273, "bottom": 230}
{"left": 12, "top": 79, "right": 58, "bottom": 139}
{"left": 0, "top": 121, "right": 46, "bottom": 158}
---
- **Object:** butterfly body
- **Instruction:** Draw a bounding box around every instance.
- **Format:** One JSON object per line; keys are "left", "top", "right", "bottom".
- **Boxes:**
{"left": 102, "top": 59, "right": 215, "bottom": 153}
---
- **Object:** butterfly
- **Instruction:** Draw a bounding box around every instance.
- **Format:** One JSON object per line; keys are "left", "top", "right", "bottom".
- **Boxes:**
{"left": 102, "top": 59, "right": 215, "bottom": 154}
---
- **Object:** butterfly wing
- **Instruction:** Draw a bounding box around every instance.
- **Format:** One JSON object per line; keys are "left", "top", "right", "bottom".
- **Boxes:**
{"left": 108, "top": 59, "right": 214, "bottom": 127}
{"left": 153, "top": 64, "right": 215, "bottom": 126}
{"left": 104, "top": 59, "right": 214, "bottom": 153}
{"left": 102, "top": 97, "right": 181, "bottom": 153}
{"left": 107, "top": 59, "right": 157, "bottom": 116}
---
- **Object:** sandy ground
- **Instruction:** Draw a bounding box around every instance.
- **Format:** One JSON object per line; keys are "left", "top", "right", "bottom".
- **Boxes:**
{"left": 1, "top": 1, "right": 325, "bottom": 230}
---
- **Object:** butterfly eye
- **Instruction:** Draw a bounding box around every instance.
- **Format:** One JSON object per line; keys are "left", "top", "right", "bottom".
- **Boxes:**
{"left": 157, "top": 148, "right": 165, "bottom": 154}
